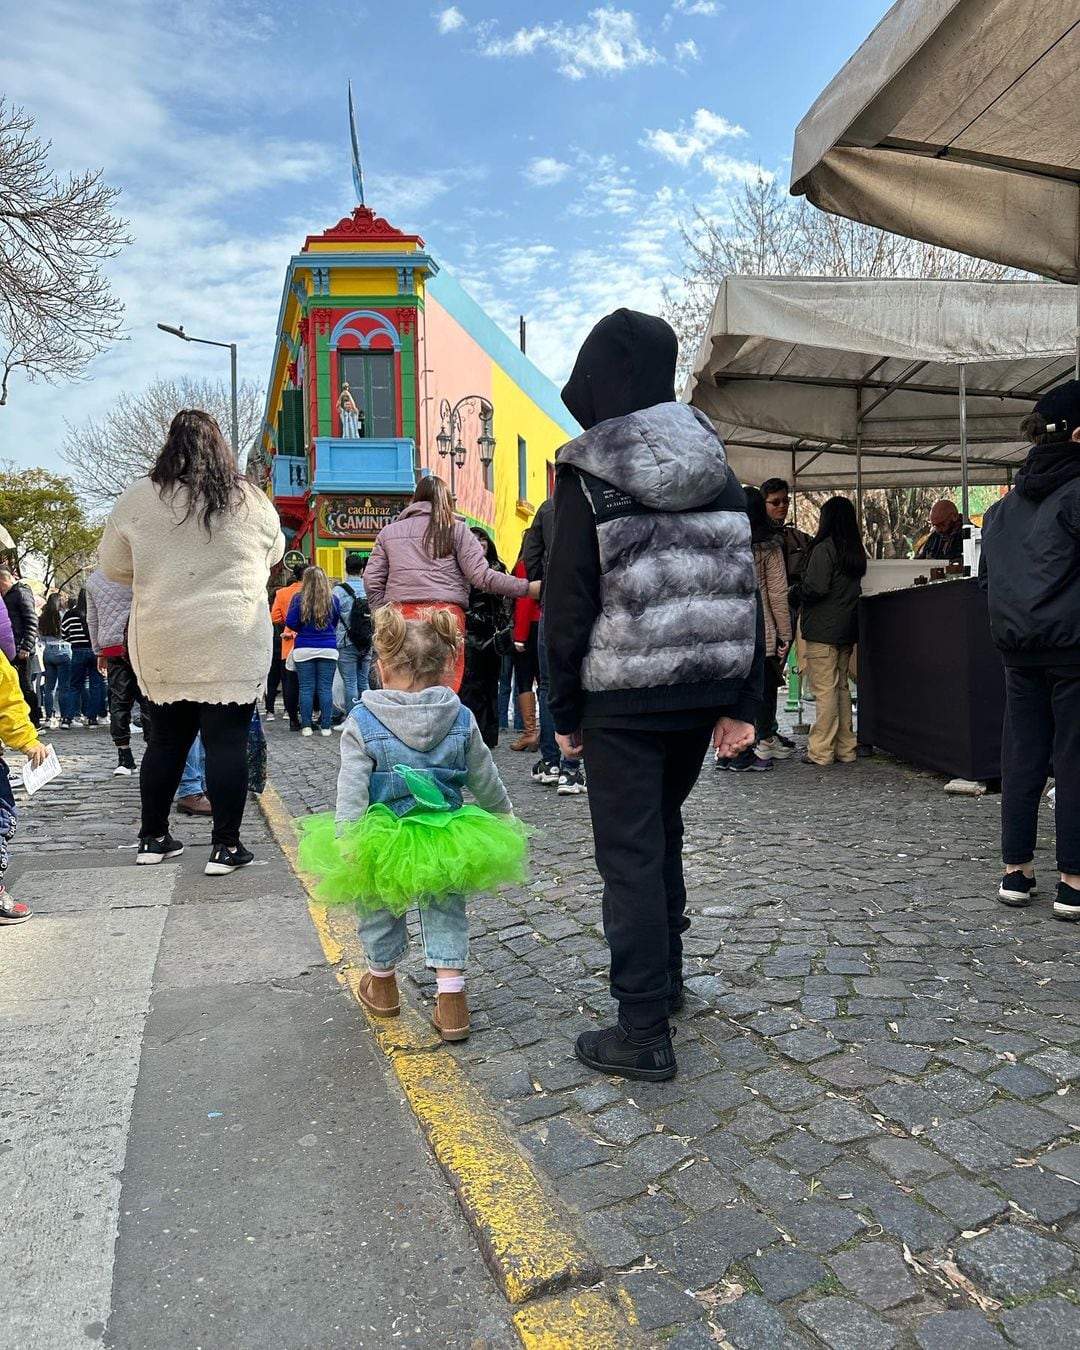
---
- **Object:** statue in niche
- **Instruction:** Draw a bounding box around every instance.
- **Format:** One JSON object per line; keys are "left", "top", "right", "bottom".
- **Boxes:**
{"left": 339, "top": 383, "right": 361, "bottom": 439}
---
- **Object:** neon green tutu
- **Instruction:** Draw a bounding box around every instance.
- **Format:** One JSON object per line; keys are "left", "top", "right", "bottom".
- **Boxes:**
{"left": 296, "top": 804, "right": 531, "bottom": 915}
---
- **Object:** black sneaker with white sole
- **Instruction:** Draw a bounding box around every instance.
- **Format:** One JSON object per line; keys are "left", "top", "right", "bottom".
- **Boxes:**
{"left": 557, "top": 768, "right": 587, "bottom": 796}
{"left": 574, "top": 1022, "right": 677, "bottom": 1081}
{"left": 137, "top": 834, "right": 184, "bottom": 864}
{"left": 1053, "top": 881, "right": 1080, "bottom": 921}
{"left": 113, "top": 747, "right": 136, "bottom": 777}
{"left": 998, "top": 871, "right": 1037, "bottom": 906}
{"left": 205, "top": 843, "right": 254, "bottom": 876}
{"left": 531, "top": 758, "right": 560, "bottom": 785}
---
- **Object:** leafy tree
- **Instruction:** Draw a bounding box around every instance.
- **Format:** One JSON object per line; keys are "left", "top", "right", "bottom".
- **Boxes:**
{"left": 666, "top": 175, "right": 1019, "bottom": 552}
{"left": 0, "top": 100, "right": 129, "bottom": 406}
{"left": 60, "top": 376, "right": 265, "bottom": 511}
{"left": 0, "top": 464, "right": 101, "bottom": 591}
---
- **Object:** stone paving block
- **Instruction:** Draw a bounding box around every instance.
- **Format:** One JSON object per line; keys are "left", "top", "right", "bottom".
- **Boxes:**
{"left": 653, "top": 1206, "right": 782, "bottom": 1289}
{"left": 998, "top": 1296, "right": 1080, "bottom": 1348}
{"left": 700, "top": 1128, "right": 755, "bottom": 1174}
{"left": 521, "top": 1118, "right": 609, "bottom": 1177}
{"left": 926, "top": 1120, "right": 1017, "bottom": 1171}
{"left": 618, "top": 1270, "right": 701, "bottom": 1332}
{"left": 957, "top": 1224, "right": 1075, "bottom": 1298}
{"left": 581, "top": 1209, "right": 644, "bottom": 1267}
{"left": 914, "top": 1310, "right": 1006, "bottom": 1349}
{"left": 813, "top": 1055, "right": 892, "bottom": 1089}
{"left": 918, "top": 1174, "right": 1008, "bottom": 1229}
{"left": 754, "top": 1068, "right": 825, "bottom": 1111}
{"left": 660, "top": 1098, "right": 721, "bottom": 1139}
{"left": 667, "top": 1322, "right": 720, "bottom": 1350}
{"left": 867, "top": 1138, "right": 951, "bottom": 1183}
{"left": 624, "top": 1131, "right": 693, "bottom": 1178}
{"left": 1027, "top": 1047, "right": 1080, "bottom": 1082}
{"left": 748, "top": 1248, "right": 828, "bottom": 1302}
{"left": 972, "top": 1102, "right": 1065, "bottom": 1151}
{"left": 717, "top": 1039, "right": 772, "bottom": 1071}
{"left": 797, "top": 1296, "right": 900, "bottom": 1350}
{"left": 738, "top": 1159, "right": 810, "bottom": 1207}
{"left": 777, "top": 1202, "right": 865, "bottom": 1252}
{"left": 590, "top": 1104, "right": 654, "bottom": 1145}
{"left": 893, "top": 1018, "right": 963, "bottom": 1045}
{"left": 801, "top": 996, "right": 839, "bottom": 1021}
{"left": 772, "top": 1030, "right": 837, "bottom": 1063}
{"left": 925, "top": 1068, "right": 998, "bottom": 1113}
{"left": 666, "top": 1159, "right": 740, "bottom": 1211}
{"left": 867, "top": 1082, "right": 944, "bottom": 1132}
{"left": 853, "top": 977, "right": 909, "bottom": 998}
{"left": 508, "top": 1093, "right": 569, "bottom": 1125}
{"left": 623, "top": 1191, "right": 687, "bottom": 1238}
{"left": 806, "top": 1100, "right": 880, "bottom": 1144}
{"left": 988, "top": 1062, "right": 1057, "bottom": 1099}
{"left": 573, "top": 1081, "right": 622, "bottom": 1114}
{"left": 554, "top": 1162, "right": 647, "bottom": 1211}
{"left": 823, "top": 950, "right": 871, "bottom": 976}
{"left": 1042, "top": 1143, "right": 1080, "bottom": 1182}
{"left": 772, "top": 1131, "right": 841, "bottom": 1176}
{"left": 829, "top": 1241, "right": 919, "bottom": 1309}
{"left": 717, "top": 1293, "right": 807, "bottom": 1350}
{"left": 937, "top": 1046, "right": 998, "bottom": 1075}
{"left": 732, "top": 1102, "right": 790, "bottom": 1145}
{"left": 868, "top": 1187, "right": 958, "bottom": 1252}
{"left": 696, "top": 1070, "right": 749, "bottom": 1113}
{"left": 990, "top": 1167, "right": 1080, "bottom": 1225}
{"left": 863, "top": 1042, "right": 935, "bottom": 1075}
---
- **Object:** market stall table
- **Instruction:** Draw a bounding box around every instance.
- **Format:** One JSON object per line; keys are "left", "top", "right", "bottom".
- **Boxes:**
{"left": 857, "top": 577, "right": 1005, "bottom": 781}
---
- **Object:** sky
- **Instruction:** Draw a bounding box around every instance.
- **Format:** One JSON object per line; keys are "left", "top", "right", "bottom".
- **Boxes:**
{"left": 0, "top": 0, "right": 888, "bottom": 479}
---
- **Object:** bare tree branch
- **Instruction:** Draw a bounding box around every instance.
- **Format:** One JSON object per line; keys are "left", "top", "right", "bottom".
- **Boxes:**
{"left": 0, "top": 99, "right": 130, "bottom": 405}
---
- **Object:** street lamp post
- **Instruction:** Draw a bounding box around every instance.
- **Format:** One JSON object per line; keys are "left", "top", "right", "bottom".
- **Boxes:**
{"left": 436, "top": 395, "right": 496, "bottom": 498}
{"left": 157, "top": 323, "right": 240, "bottom": 463}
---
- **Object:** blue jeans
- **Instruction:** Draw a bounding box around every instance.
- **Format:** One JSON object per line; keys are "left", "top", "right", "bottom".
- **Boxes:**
{"left": 65, "top": 648, "right": 106, "bottom": 721}
{"left": 296, "top": 657, "right": 337, "bottom": 729}
{"left": 337, "top": 644, "right": 370, "bottom": 708}
{"left": 536, "top": 612, "right": 576, "bottom": 772}
{"left": 43, "top": 644, "right": 71, "bottom": 719}
{"left": 358, "top": 895, "right": 469, "bottom": 970}
{"left": 179, "top": 735, "right": 205, "bottom": 798}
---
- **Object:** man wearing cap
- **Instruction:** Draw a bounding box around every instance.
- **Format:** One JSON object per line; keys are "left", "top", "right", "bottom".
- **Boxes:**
{"left": 980, "top": 379, "right": 1080, "bottom": 921}
{"left": 916, "top": 499, "right": 965, "bottom": 561}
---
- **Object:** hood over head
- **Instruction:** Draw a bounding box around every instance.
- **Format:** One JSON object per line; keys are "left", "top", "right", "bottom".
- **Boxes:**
{"left": 1014, "top": 442, "right": 1080, "bottom": 503}
{"left": 557, "top": 402, "right": 733, "bottom": 513}
{"left": 358, "top": 685, "right": 463, "bottom": 752}
{"left": 561, "top": 309, "right": 677, "bottom": 430}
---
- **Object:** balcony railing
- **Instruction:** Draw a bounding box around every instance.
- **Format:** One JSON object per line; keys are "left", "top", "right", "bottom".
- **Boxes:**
{"left": 312, "top": 437, "right": 416, "bottom": 493}
{"left": 272, "top": 455, "right": 310, "bottom": 497}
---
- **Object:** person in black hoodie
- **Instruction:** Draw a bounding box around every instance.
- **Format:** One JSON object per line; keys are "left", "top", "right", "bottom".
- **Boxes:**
{"left": 980, "top": 379, "right": 1080, "bottom": 919}
{"left": 545, "top": 310, "right": 763, "bottom": 1081}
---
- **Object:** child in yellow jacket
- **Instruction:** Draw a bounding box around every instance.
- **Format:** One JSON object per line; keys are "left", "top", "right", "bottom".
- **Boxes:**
{"left": 0, "top": 653, "right": 49, "bottom": 924}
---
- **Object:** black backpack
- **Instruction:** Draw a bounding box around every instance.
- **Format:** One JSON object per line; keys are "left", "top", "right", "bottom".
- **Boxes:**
{"left": 340, "top": 583, "right": 373, "bottom": 653}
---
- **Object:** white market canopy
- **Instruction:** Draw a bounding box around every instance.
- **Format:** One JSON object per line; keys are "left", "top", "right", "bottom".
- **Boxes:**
{"left": 790, "top": 0, "right": 1080, "bottom": 283}
{"left": 686, "top": 275, "right": 1077, "bottom": 490}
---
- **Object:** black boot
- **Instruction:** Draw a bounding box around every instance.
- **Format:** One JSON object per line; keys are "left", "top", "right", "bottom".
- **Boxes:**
{"left": 574, "top": 1021, "right": 677, "bottom": 1082}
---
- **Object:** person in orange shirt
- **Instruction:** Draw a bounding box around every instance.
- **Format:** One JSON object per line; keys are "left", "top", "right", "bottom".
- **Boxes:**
{"left": 270, "top": 563, "right": 308, "bottom": 731}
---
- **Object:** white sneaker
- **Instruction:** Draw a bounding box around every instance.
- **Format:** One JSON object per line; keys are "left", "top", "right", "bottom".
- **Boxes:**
{"left": 757, "top": 736, "right": 794, "bottom": 761}
{"left": 264, "top": 712, "right": 276, "bottom": 722}
{"left": 301, "top": 727, "right": 313, "bottom": 737}
{"left": 320, "top": 728, "right": 332, "bottom": 737}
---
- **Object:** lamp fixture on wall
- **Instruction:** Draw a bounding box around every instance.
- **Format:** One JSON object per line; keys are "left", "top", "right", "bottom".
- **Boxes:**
{"left": 437, "top": 395, "right": 496, "bottom": 497}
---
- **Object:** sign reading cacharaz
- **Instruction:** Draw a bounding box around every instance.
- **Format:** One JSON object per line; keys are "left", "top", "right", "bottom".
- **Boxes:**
{"left": 318, "top": 495, "right": 408, "bottom": 539}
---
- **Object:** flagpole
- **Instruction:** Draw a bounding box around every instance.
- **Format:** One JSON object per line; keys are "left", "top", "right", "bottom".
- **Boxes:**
{"left": 348, "top": 80, "right": 365, "bottom": 206}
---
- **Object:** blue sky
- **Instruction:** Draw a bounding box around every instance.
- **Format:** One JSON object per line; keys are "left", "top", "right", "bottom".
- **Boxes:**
{"left": 0, "top": 0, "right": 887, "bottom": 478}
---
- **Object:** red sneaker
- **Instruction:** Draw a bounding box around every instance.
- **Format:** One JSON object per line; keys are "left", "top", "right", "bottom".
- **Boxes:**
{"left": 0, "top": 889, "right": 32, "bottom": 925}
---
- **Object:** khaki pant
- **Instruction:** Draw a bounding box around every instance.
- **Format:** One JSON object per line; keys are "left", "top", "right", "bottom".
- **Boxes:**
{"left": 804, "top": 641, "right": 857, "bottom": 765}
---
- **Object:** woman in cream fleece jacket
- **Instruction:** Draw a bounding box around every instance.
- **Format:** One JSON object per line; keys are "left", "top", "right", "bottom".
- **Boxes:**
{"left": 100, "top": 409, "right": 285, "bottom": 875}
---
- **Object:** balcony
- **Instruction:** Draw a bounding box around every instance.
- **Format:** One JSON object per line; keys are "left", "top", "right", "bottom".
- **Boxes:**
{"left": 272, "top": 455, "right": 310, "bottom": 498}
{"left": 312, "top": 437, "right": 416, "bottom": 493}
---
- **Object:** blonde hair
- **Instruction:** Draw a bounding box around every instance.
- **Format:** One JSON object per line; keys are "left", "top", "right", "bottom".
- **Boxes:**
{"left": 374, "top": 606, "right": 461, "bottom": 685}
{"left": 300, "top": 565, "right": 333, "bottom": 627}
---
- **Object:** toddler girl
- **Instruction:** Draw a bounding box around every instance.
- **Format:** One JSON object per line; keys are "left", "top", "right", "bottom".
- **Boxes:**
{"left": 297, "top": 607, "right": 528, "bottom": 1041}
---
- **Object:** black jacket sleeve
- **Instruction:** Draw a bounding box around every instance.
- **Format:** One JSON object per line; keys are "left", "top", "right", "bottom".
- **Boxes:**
{"left": 542, "top": 471, "right": 601, "bottom": 735}
{"left": 523, "top": 498, "right": 553, "bottom": 583}
{"left": 6, "top": 584, "right": 36, "bottom": 652}
{"left": 728, "top": 592, "right": 765, "bottom": 728}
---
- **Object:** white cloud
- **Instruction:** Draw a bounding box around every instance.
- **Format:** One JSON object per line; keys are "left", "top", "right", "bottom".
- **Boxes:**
{"left": 479, "top": 7, "right": 659, "bottom": 80}
{"left": 672, "top": 0, "right": 722, "bottom": 15}
{"left": 642, "top": 107, "right": 747, "bottom": 166}
{"left": 674, "top": 38, "right": 699, "bottom": 62}
{"left": 436, "top": 6, "right": 466, "bottom": 34}
{"left": 524, "top": 156, "right": 571, "bottom": 188}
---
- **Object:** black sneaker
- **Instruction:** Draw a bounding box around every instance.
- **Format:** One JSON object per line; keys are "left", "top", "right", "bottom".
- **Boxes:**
{"left": 137, "top": 834, "right": 184, "bottom": 865}
{"left": 575, "top": 1022, "right": 677, "bottom": 1082}
{"left": 205, "top": 843, "right": 254, "bottom": 876}
{"left": 531, "top": 758, "right": 560, "bottom": 785}
{"left": 998, "top": 871, "right": 1037, "bottom": 906}
{"left": 289, "top": 719, "right": 302, "bottom": 733}
{"left": 113, "top": 747, "right": 136, "bottom": 777}
{"left": 775, "top": 732, "right": 796, "bottom": 750}
{"left": 1053, "top": 881, "right": 1080, "bottom": 922}
{"left": 557, "top": 768, "right": 587, "bottom": 796}
{"left": 669, "top": 976, "right": 685, "bottom": 1015}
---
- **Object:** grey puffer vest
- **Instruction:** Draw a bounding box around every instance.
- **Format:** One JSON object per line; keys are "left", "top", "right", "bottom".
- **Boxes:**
{"left": 558, "top": 402, "right": 756, "bottom": 695}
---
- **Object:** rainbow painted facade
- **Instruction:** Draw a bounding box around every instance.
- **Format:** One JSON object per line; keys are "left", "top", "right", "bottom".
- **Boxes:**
{"left": 259, "top": 203, "right": 578, "bottom": 577}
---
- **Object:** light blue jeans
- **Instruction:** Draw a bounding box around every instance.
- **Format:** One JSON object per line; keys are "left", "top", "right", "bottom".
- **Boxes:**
{"left": 337, "top": 643, "right": 371, "bottom": 707}
{"left": 359, "top": 895, "right": 469, "bottom": 970}
{"left": 296, "top": 656, "right": 337, "bottom": 729}
{"left": 178, "top": 735, "right": 205, "bottom": 798}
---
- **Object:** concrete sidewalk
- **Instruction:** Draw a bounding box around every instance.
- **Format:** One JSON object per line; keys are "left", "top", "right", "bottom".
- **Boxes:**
{"left": 0, "top": 729, "right": 516, "bottom": 1350}
{"left": 272, "top": 716, "right": 1080, "bottom": 1349}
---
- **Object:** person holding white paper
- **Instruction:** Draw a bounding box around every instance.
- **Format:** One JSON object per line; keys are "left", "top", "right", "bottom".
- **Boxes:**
{"left": 0, "top": 651, "right": 50, "bottom": 926}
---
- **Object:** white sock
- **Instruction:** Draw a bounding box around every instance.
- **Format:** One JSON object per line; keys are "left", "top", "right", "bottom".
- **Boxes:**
{"left": 368, "top": 967, "right": 396, "bottom": 979}
{"left": 437, "top": 973, "right": 465, "bottom": 995}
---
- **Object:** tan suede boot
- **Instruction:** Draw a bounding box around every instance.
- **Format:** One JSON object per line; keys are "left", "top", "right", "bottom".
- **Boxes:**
{"left": 358, "top": 970, "right": 400, "bottom": 1017}
{"left": 433, "top": 991, "right": 471, "bottom": 1042}
{"left": 510, "top": 692, "right": 539, "bottom": 752}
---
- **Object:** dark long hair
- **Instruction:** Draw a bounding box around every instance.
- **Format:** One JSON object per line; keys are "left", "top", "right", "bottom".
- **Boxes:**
{"left": 813, "top": 497, "right": 867, "bottom": 578}
{"left": 743, "top": 487, "right": 775, "bottom": 546}
{"left": 40, "top": 593, "right": 63, "bottom": 637}
{"left": 412, "top": 475, "right": 455, "bottom": 559}
{"left": 70, "top": 587, "right": 88, "bottom": 619}
{"left": 150, "top": 409, "right": 245, "bottom": 533}
{"left": 470, "top": 526, "right": 503, "bottom": 570}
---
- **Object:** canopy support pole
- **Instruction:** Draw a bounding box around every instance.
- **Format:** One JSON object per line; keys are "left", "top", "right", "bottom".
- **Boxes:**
{"left": 855, "top": 386, "right": 864, "bottom": 531}
{"left": 1075, "top": 281, "right": 1079, "bottom": 380}
{"left": 791, "top": 449, "right": 798, "bottom": 527}
{"left": 958, "top": 362, "right": 970, "bottom": 519}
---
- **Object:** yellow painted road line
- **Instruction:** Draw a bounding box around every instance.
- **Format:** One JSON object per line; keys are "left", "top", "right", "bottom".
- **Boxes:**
{"left": 259, "top": 783, "right": 638, "bottom": 1329}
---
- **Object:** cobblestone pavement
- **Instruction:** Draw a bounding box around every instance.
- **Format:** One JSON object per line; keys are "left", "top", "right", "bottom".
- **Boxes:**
{"left": 271, "top": 713, "right": 1080, "bottom": 1349}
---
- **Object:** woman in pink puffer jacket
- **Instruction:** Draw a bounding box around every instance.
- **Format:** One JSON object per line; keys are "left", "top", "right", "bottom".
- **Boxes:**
{"left": 365, "top": 476, "right": 538, "bottom": 692}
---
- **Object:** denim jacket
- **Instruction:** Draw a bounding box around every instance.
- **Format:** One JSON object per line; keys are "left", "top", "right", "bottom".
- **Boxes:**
{"left": 336, "top": 686, "right": 513, "bottom": 827}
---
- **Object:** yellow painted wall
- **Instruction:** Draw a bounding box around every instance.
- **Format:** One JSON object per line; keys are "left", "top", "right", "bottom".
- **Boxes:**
{"left": 489, "top": 364, "right": 570, "bottom": 564}
{"left": 327, "top": 269, "right": 402, "bottom": 297}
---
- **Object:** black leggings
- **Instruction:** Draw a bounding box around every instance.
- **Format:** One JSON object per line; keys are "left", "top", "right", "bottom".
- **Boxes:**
{"left": 512, "top": 626, "right": 539, "bottom": 691}
{"left": 140, "top": 701, "right": 253, "bottom": 847}
{"left": 1001, "top": 664, "right": 1080, "bottom": 874}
